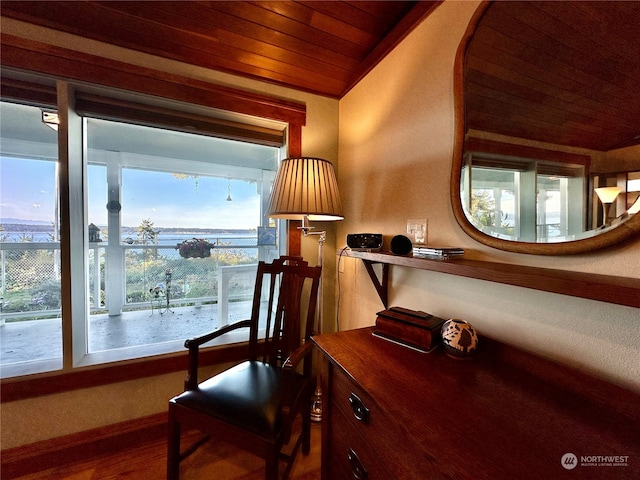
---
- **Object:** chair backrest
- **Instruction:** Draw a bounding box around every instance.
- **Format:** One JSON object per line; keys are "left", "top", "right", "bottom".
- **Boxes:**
{"left": 247, "top": 256, "right": 322, "bottom": 368}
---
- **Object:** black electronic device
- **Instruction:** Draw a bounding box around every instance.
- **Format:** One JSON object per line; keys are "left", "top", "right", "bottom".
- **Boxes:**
{"left": 390, "top": 235, "right": 412, "bottom": 255}
{"left": 346, "top": 233, "right": 383, "bottom": 252}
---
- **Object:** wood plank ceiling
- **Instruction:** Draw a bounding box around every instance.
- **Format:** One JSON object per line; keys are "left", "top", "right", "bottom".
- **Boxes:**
{"left": 2, "top": 1, "right": 638, "bottom": 152}
{"left": 465, "top": 1, "right": 640, "bottom": 152}
{"left": 0, "top": 0, "right": 441, "bottom": 99}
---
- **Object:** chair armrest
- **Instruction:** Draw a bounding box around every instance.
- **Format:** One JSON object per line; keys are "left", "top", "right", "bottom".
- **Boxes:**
{"left": 184, "top": 320, "right": 251, "bottom": 390}
{"left": 184, "top": 320, "right": 251, "bottom": 348}
{"left": 283, "top": 341, "right": 314, "bottom": 371}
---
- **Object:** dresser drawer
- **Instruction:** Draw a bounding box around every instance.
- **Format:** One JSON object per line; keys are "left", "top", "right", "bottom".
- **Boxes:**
{"left": 331, "top": 365, "right": 379, "bottom": 429}
{"left": 328, "top": 366, "right": 423, "bottom": 479}
{"left": 328, "top": 396, "right": 393, "bottom": 479}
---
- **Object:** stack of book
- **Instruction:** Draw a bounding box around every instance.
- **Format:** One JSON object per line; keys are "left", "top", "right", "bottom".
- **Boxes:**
{"left": 373, "top": 306, "right": 445, "bottom": 352}
{"left": 412, "top": 245, "right": 464, "bottom": 259}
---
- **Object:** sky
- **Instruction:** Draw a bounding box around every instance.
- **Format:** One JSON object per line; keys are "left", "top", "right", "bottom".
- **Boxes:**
{"left": 1, "top": 156, "right": 262, "bottom": 230}
{"left": 0, "top": 157, "right": 57, "bottom": 224}
{"left": 1, "top": 101, "right": 278, "bottom": 232}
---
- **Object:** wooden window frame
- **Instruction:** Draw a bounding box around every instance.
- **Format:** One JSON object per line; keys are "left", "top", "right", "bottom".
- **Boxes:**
{"left": 0, "top": 34, "right": 306, "bottom": 401}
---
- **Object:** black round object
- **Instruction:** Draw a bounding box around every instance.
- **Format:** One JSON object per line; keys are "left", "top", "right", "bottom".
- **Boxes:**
{"left": 390, "top": 235, "right": 412, "bottom": 255}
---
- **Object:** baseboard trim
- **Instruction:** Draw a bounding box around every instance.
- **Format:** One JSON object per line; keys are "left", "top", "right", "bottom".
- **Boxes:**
{"left": 1, "top": 412, "right": 167, "bottom": 479}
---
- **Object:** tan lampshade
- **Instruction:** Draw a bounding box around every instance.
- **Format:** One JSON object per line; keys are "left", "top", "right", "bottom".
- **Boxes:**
{"left": 267, "top": 157, "right": 344, "bottom": 221}
{"left": 594, "top": 186, "right": 621, "bottom": 204}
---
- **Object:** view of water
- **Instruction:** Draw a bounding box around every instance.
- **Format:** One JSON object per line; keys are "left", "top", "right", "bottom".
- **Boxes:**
{"left": 0, "top": 231, "right": 274, "bottom": 263}
{"left": 1, "top": 231, "right": 258, "bottom": 245}
{"left": 125, "top": 233, "right": 258, "bottom": 247}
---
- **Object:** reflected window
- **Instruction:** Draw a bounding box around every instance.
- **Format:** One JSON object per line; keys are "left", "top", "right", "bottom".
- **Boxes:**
{"left": 462, "top": 152, "right": 586, "bottom": 242}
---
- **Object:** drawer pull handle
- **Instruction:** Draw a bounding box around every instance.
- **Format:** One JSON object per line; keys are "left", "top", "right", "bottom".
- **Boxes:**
{"left": 348, "top": 392, "right": 370, "bottom": 423}
{"left": 348, "top": 448, "right": 368, "bottom": 479}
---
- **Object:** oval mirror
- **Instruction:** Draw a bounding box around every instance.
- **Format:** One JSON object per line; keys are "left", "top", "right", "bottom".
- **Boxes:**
{"left": 452, "top": 1, "right": 640, "bottom": 254}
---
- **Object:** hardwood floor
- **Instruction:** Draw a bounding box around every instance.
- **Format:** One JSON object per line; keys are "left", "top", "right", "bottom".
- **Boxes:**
{"left": 12, "top": 423, "right": 321, "bottom": 480}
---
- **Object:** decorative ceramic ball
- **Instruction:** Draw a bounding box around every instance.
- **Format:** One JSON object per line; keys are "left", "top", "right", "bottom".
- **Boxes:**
{"left": 441, "top": 318, "right": 479, "bottom": 358}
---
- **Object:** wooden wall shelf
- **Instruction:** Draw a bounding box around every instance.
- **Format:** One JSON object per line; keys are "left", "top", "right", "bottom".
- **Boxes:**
{"left": 339, "top": 249, "right": 640, "bottom": 309}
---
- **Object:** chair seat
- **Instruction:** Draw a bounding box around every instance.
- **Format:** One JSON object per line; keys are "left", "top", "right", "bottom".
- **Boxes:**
{"left": 171, "top": 361, "right": 304, "bottom": 437}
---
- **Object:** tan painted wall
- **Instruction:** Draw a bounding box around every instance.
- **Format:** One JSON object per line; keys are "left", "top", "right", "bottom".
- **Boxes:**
{"left": 336, "top": 1, "right": 640, "bottom": 391}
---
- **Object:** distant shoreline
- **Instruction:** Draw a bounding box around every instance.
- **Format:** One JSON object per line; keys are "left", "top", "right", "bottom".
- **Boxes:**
{"left": 0, "top": 223, "right": 256, "bottom": 235}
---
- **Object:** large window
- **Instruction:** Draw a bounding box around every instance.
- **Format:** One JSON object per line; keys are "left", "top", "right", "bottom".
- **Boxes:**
{"left": 1, "top": 88, "right": 287, "bottom": 378}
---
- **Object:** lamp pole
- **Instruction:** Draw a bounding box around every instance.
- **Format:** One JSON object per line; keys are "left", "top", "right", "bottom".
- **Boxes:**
{"left": 299, "top": 217, "right": 326, "bottom": 422}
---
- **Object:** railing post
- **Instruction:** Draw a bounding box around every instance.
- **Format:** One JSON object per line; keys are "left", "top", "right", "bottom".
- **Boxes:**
{"left": 106, "top": 151, "right": 124, "bottom": 317}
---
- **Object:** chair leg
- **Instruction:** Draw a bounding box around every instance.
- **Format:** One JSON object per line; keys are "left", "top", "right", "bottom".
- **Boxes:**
{"left": 301, "top": 410, "right": 311, "bottom": 455}
{"left": 301, "top": 392, "right": 312, "bottom": 455}
{"left": 167, "top": 409, "right": 181, "bottom": 480}
{"left": 265, "top": 451, "right": 279, "bottom": 480}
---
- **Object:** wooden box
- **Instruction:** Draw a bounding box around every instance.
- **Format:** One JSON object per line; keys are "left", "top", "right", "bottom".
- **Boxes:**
{"left": 373, "top": 306, "right": 445, "bottom": 352}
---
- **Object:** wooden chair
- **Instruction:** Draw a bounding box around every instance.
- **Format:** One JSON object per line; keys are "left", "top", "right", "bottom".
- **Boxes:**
{"left": 167, "top": 256, "right": 322, "bottom": 480}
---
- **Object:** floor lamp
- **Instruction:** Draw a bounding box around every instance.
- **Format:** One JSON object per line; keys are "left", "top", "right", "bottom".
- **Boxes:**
{"left": 594, "top": 186, "right": 620, "bottom": 226}
{"left": 267, "top": 157, "right": 343, "bottom": 422}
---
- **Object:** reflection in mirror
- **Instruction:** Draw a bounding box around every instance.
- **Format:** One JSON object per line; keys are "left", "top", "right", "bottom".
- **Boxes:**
{"left": 592, "top": 171, "right": 640, "bottom": 227}
{"left": 461, "top": 139, "right": 589, "bottom": 242}
{"left": 452, "top": 1, "right": 640, "bottom": 254}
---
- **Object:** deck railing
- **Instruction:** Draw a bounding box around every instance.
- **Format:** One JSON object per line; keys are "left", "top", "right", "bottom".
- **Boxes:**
{"left": 0, "top": 238, "right": 264, "bottom": 323}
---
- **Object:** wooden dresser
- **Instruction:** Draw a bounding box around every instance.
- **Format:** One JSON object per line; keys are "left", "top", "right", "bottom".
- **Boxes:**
{"left": 312, "top": 327, "right": 639, "bottom": 480}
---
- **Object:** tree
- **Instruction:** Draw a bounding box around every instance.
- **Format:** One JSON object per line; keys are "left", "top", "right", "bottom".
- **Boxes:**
{"left": 136, "top": 219, "right": 160, "bottom": 262}
{"left": 0, "top": 225, "right": 9, "bottom": 243}
{"left": 18, "top": 233, "right": 34, "bottom": 243}
{"left": 470, "top": 190, "right": 496, "bottom": 227}
{"left": 136, "top": 219, "right": 160, "bottom": 245}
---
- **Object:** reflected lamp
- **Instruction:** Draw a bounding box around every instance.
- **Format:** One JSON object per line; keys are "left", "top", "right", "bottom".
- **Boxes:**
{"left": 594, "top": 186, "right": 621, "bottom": 225}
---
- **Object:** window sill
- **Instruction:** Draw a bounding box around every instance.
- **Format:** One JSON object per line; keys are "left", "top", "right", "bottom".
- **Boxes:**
{"left": 74, "top": 328, "right": 249, "bottom": 368}
{"left": 0, "top": 331, "right": 251, "bottom": 402}
{"left": 0, "top": 359, "right": 63, "bottom": 380}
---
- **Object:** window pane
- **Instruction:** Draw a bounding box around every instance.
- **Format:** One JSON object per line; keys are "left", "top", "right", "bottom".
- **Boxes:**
{"left": 85, "top": 118, "right": 280, "bottom": 355}
{"left": 469, "top": 167, "right": 518, "bottom": 239}
{"left": 537, "top": 175, "right": 563, "bottom": 240}
{"left": 0, "top": 101, "right": 62, "bottom": 375}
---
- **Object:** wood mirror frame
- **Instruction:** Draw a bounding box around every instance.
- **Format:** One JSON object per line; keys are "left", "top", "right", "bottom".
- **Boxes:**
{"left": 451, "top": 2, "right": 640, "bottom": 255}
